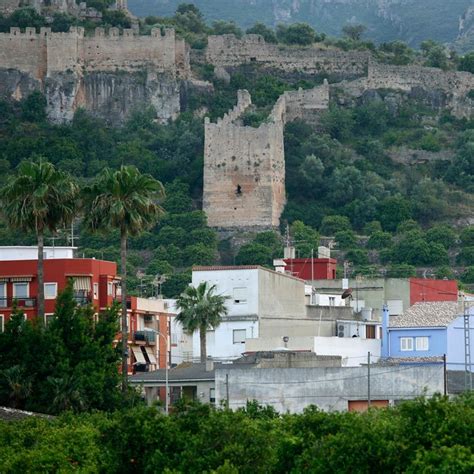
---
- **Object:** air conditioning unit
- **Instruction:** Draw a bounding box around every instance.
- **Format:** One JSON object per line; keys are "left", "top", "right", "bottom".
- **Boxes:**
{"left": 337, "top": 324, "right": 345, "bottom": 338}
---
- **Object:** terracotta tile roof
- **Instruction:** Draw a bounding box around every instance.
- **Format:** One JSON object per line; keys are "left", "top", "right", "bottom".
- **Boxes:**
{"left": 390, "top": 301, "right": 462, "bottom": 328}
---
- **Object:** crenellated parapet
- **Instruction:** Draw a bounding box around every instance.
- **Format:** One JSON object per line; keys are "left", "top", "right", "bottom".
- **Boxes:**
{"left": 0, "top": 25, "right": 190, "bottom": 123}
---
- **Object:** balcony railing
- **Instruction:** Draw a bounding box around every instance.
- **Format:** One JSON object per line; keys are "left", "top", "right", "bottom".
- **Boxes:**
{"left": 134, "top": 330, "right": 156, "bottom": 344}
{"left": 73, "top": 296, "right": 92, "bottom": 306}
{"left": 0, "top": 297, "right": 36, "bottom": 309}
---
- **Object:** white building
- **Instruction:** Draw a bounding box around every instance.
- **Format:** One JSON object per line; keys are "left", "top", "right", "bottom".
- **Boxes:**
{"left": 190, "top": 266, "right": 306, "bottom": 360}
{"left": 0, "top": 246, "right": 76, "bottom": 260}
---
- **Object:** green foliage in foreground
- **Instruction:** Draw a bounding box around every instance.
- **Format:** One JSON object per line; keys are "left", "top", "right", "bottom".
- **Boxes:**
{"left": 0, "top": 284, "right": 129, "bottom": 414}
{"left": 0, "top": 395, "right": 473, "bottom": 473}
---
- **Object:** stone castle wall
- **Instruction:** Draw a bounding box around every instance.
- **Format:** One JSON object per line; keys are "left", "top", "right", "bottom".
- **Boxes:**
{"left": 206, "top": 34, "right": 370, "bottom": 79}
{"left": 0, "top": 26, "right": 189, "bottom": 123}
{"left": 203, "top": 83, "right": 330, "bottom": 229}
{"left": 203, "top": 90, "right": 286, "bottom": 229}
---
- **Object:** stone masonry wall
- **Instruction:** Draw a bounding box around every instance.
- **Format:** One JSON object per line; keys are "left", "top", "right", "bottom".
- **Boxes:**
{"left": 203, "top": 83, "right": 330, "bottom": 229}
{"left": 0, "top": 26, "right": 189, "bottom": 123}
{"left": 206, "top": 34, "right": 370, "bottom": 79}
{"left": 203, "top": 90, "right": 286, "bottom": 229}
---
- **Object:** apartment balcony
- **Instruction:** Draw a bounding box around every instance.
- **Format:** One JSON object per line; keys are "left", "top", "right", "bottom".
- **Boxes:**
{"left": 134, "top": 330, "right": 156, "bottom": 345}
{"left": 0, "top": 297, "right": 36, "bottom": 309}
{"left": 73, "top": 293, "right": 92, "bottom": 306}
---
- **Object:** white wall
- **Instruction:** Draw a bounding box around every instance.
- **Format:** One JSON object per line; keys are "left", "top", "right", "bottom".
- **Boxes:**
{"left": 314, "top": 337, "right": 381, "bottom": 366}
{"left": 192, "top": 269, "right": 259, "bottom": 318}
{"left": 0, "top": 246, "right": 75, "bottom": 260}
{"left": 192, "top": 319, "right": 259, "bottom": 360}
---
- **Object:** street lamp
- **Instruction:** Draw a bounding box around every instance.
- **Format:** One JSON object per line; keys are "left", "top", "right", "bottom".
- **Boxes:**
{"left": 156, "top": 330, "right": 169, "bottom": 414}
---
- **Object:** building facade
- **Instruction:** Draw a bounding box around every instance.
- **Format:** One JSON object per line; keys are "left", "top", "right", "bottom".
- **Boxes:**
{"left": 0, "top": 246, "right": 170, "bottom": 374}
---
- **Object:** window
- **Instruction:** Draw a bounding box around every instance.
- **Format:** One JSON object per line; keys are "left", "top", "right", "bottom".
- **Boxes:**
{"left": 0, "top": 283, "right": 5, "bottom": 308}
{"left": 400, "top": 337, "right": 414, "bottom": 351}
{"left": 329, "top": 297, "right": 335, "bottom": 307}
{"left": 233, "top": 287, "right": 247, "bottom": 304}
{"left": 233, "top": 329, "right": 246, "bottom": 344}
{"left": 13, "top": 282, "right": 28, "bottom": 298}
{"left": 366, "top": 325, "right": 376, "bottom": 339}
{"left": 44, "top": 283, "right": 57, "bottom": 299}
{"left": 210, "top": 388, "right": 216, "bottom": 403}
{"left": 44, "top": 314, "right": 55, "bottom": 326}
{"left": 93, "top": 283, "right": 99, "bottom": 300}
{"left": 0, "top": 315, "right": 4, "bottom": 333}
{"left": 107, "top": 282, "right": 113, "bottom": 296}
{"left": 416, "top": 337, "right": 429, "bottom": 351}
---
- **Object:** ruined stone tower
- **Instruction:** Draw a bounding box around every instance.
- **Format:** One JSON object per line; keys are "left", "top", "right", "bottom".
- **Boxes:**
{"left": 203, "top": 90, "right": 286, "bottom": 230}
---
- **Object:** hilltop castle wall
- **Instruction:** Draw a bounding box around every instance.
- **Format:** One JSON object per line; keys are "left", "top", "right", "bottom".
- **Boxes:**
{"left": 203, "top": 83, "right": 330, "bottom": 230}
{"left": 203, "top": 90, "right": 286, "bottom": 229}
{"left": 206, "top": 34, "right": 370, "bottom": 79}
{"left": 0, "top": 26, "right": 189, "bottom": 123}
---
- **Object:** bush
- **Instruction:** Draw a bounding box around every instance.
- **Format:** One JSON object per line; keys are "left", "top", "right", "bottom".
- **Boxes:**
{"left": 367, "top": 231, "right": 392, "bottom": 250}
{"left": 276, "top": 23, "right": 317, "bottom": 45}
{"left": 344, "top": 248, "right": 369, "bottom": 265}
{"left": 426, "top": 224, "right": 456, "bottom": 249}
{"left": 320, "top": 215, "right": 352, "bottom": 235}
{"left": 461, "top": 266, "right": 474, "bottom": 284}
{"left": 457, "top": 246, "right": 474, "bottom": 265}
{"left": 335, "top": 230, "right": 357, "bottom": 249}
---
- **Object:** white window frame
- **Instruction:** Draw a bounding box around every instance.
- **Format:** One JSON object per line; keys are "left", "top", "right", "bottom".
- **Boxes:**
{"left": 0, "top": 283, "right": 6, "bottom": 308}
{"left": 44, "top": 313, "right": 55, "bottom": 326}
{"left": 329, "top": 296, "right": 336, "bottom": 307}
{"left": 400, "top": 337, "right": 414, "bottom": 351}
{"left": 415, "top": 337, "right": 429, "bottom": 351}
{"left": 0, "top": 314, "right": 4, "bottom": 333}
{"left": 107, "top": 282, "right": 113, "bottom": 296}
{"left": 13, "top": 282, "right": 29, "bottom": 298}
{"left": 209, "top": 387, "right": 216, "bottom": 403}
{"left": 93, "top": 283, "right": 99, "bottom": 300}
{"left": 233, "top": 329, "right": 246, "bottom": 344}
{"left": 233, "top": 287, "right": 247, "bottom": 304}
{"left": 44, "top": 282, "right": 58, "bottom": 300}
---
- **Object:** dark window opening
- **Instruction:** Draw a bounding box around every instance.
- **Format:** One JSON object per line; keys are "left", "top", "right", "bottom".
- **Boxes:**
{"left": 236, "top": 184, "right": 242, "bottom": 195}
{"left": 250, "top": 57, "right": 257, "bottom": 62}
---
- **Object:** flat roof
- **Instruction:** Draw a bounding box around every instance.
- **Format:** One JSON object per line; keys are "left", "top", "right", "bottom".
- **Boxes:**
{"left": 193, "top": 265, "right": 305, "bottom": 282}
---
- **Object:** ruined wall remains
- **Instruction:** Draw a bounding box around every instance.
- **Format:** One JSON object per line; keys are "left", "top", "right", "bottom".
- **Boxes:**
{"left": 203, "top": 90, "right": 286, "bottom": 229}
{"left": 203, "top": 83, "right": 330, "bottom": 230}
{"left": 0, "top": 26, "right": 189, "bottom": 123}
{"left": 206, "top": 34, "right": 370, "bottom": 80}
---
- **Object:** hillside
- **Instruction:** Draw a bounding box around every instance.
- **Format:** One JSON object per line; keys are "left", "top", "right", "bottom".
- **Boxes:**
{"left": 129, "top": 0, "right": 474, "bottom": 50}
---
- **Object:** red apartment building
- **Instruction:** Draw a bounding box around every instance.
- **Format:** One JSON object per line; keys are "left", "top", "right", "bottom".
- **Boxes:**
{"left": 283, "top": 258, "right": 337, "bottom": 280}
{"left": 0, "top": 246, "right": 170, "bottom": 375}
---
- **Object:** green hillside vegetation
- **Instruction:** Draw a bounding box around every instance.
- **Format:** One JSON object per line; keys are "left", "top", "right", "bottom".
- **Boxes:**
{"left": 0, "top": 5, "right": 474, "bottom": 293}
{"left": 128, "top": 0, "right": 473, "bottom": 50}
{"left": 0, "top": 395, "right": 473, "bottom": 472}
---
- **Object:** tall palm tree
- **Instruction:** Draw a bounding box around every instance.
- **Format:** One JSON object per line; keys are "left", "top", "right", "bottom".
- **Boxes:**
{"left": 176, "top": 282, "right": 228, "bottom": 363}
{"left": 82, "top": 165, "right": 164, "bottom": 391}
{"left": 0, "top": 160, "right": 78, "bottom": 318}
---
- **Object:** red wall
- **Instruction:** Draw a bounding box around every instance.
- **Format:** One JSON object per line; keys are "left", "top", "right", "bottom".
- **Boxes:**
{"left": 409, "top": 278, "right": 458, "bottom": 305}
{"left": 283, "top": 258, "right": 337, "bottom": 280}
{"left": 0, "top": 258, "right": 117, "bottom": 321}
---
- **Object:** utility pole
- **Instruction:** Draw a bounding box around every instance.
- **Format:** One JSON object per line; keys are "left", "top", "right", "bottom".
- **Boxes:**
{"left": 225, "top": 373, "right": 229, "bottom": 409}
{"left": 443, "top": 354, "right": 447, "bottom": 396}
{"left": 463, "top": 296, "right": 472, "bottom": 391}
{"left": 367, "top": 351, "right": 371, "bottom": 407}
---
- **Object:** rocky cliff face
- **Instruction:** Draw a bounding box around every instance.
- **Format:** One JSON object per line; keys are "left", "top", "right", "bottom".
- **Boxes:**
{"left": 129, "top": 0, "right": 474, "bottom": 49}
{"left": 45, "top": 71, "right": 181, "bottom": 125}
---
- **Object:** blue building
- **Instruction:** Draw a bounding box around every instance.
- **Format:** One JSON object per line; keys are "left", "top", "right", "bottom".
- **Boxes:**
{"left": 382, "top": 301, "right": 474, "bottom": 370}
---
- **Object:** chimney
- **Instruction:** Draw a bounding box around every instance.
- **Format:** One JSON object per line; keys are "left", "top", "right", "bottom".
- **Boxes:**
{"left": 381, "top": 304, "right": 389, "bottom": 358}
{"left": 205, "top": 357, "right": 214, "bottom": 371}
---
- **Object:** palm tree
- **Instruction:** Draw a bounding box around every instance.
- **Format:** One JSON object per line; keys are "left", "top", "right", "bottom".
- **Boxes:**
{"left": 0, "top": 160, "right": 78, "bottom": 318}
{"left": 176, "top": 282, "right": 228, "bottom": 363}
{"left": 82, "top": 165, "right": 164, "bottom": 391}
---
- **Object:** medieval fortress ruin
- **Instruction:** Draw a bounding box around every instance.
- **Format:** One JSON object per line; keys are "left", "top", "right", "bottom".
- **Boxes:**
{"left": 0, "top": 26, "right": 189, "bottom": 123}
{"left": 1, "top": 28, "right": 474, "bottom": 229}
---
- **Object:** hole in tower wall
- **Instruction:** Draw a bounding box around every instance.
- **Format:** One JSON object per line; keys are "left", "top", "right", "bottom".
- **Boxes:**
{"left": 236, "top": 184, "right": 242, "bottom": 195}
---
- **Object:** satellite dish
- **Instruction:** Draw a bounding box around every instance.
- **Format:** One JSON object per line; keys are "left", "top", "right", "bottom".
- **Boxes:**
{"left": 341, "top": 288, "right": 353, "bottom": 299}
